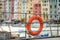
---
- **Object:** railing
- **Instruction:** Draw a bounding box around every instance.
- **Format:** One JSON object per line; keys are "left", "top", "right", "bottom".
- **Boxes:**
{"left": 0, "top": 0, "right": 60, "bottom": 40}
{"left": 0, "top": 13, "right": 60, "bottom": 39}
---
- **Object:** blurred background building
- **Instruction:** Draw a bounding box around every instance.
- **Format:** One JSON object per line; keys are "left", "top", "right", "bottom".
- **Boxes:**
{"left": 0, "top": 0, "right": 60, "bottom": 22}
{"left": 3, "top": 0, "right": 14, "bottom": 21}
{"left": 41, "top": 0, "right": 50, "bottom": 20}
{"left": 57, "top": 0, "right": 60, "bottom": 20}
{"left": 0, "top": 0, "right": 4, "bottom": 19}
{"left": 50, "top": 0, "right": 57, "bottom": 20}
{"left": 0, "top": 0, "right": 59, "bottom": 27}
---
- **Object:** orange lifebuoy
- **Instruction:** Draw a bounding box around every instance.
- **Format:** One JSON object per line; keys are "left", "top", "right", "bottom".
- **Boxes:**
{"left": 26, "top": 15, "right": 43, "bottom": 36}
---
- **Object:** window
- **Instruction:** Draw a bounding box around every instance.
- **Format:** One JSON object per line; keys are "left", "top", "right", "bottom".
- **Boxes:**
{"left": 29, "top": 11, "right": 31, "bottom": 13}
{"left": 59, "top": 4, "right": 60, "bottom": 6}
{"left": 22, "top": 11, "right": 25, "bottom": 13}
{"left": 22, "top": 14, "right": 25, "bottom": 18}
{"left": 35, "top": 7, "right": 37, "bottom": 9}
{"left": 43, "top": 8, "right": 48, "bottom": 11}
{"left": 0, "top": 7, "right": 2, "bottom": 9}
{"left": 55, "top": 11, "right": 56, "bottom": 13}
{"left": 45, "top": 1, "right": 46, "bottom": 2}
{"left": 0, "top": 4, "right": 2, "bottom": 5}
{"left": 9, "top": 0, "right": 11, "bottom": 1}
{"left": 23, "top": 7, "right": 25, "bottom": 9}
{"left": 59, "top": 17, "right": 60, "bottom": 20}
{"left": 54, "top": 0, "right": 57, "bottom": 2}
{"left": 55, "top": 5, "right": 56, "bottom": 8}
{"left": 43, "top": 4, "right": 46, "bottom": 6}
{"left": 43, "top": 12, "right": 45, "bottom": 20}
{"left": 50, "top": 15, "right": 52, "bottom": 18}
{"left": 46, "top": 14, "right": 48, "bottom": 20}
{"left": 50, "top": 5, "right": 52, "bottom": 8}
{"left": 50, "top": 11, "right": 52, "bottom": 13}
{"left": 35, "top": 4, "right": 38, "bottom": 7}
{"left": 45, "top": 8, "right": 48, "bottom": 11}
{"left": 29, "top": 16, "right": 30, "bottom": 18}
{"left": 30, "top": 7, "right": 32, "bottom": 9}
{"left": 59, "top": 0, "right": 60, "bottom": 2}
{"left": 42, "top": 0, "right": 48, "bottom": 3}
{"left": 55, "top": 15, "right": 56, "bottom": 18}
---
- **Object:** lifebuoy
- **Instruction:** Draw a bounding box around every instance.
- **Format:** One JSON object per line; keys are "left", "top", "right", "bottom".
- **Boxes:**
{"left": 26, "top": 15, "right": 43, "bottom": 36}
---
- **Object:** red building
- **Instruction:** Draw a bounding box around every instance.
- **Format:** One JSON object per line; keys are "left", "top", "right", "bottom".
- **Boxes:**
{"left": 33, "top": 4, "right": 41, "bottom": 16}
{"left": 4, "top": 0, "right": 14, "bottom": 21}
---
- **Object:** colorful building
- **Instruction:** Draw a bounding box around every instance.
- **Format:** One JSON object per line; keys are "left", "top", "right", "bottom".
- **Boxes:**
{"left": 18, "top": 0, "right": 22, "bottom": 20}
{"left": 18, "top": 0, "right": 50, "bottom": 22}
{"left": 57, "top": 0, "right": 60, "bottom": 20}
{"left": 26, "top": 0, "right": 33, "bottom": 22}
{"left": 2, "top": 0, "right": 58, "bottom": 21}
{"left": 3, "top": 0, "right": 14, "bottom": 21}
{"left": 41, "top": 0, "right": 50, "bottom": 20}
{"left": 0, "top": 0, "right": 4, "bottom": 19}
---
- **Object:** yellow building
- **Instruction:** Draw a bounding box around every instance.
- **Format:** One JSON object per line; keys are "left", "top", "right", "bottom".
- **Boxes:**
{"left": 26, "top": 0, "right": 42, "bottom": 22}
{"left": 18, "top": 0, "right": 50, "bottom": 22}
{"left": 18, "top": 0, "right": 27, "bottom": 22}
{"left": 0, "top": 0, "right": 3, "bottom": 19}
{"left": 25, "top": 0, "right": 33, "bottom": 22}
{"left": 18, "top": 0, "right": 22, "bottom": 20}
{"left": 18, "top": 0, "right": 41, "bottom": 22}
{"left": 41, "top": 0, "right": 50, "bottom": 20}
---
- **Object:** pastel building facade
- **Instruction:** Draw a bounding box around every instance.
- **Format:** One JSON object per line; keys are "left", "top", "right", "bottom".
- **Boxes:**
{"left": 25, "top": 0, "right": 50, "bottom": 21}
{"left": 57, "top": 0, "right": 60, "bottom": 20}
{"left": 18, "top": 0, "right": 26, "bottom": 20}
{"left": 25, "top": 0, "right": 41, "bottom": 22}
{"left": 3, "top": 0, "right": 14, "bottom": 21}
{"left": 14, "top": 0, "right": 19, "bottom": 19}
{"left": 5, "top": 0, "right": 10, "bottom": 20}
{"left": 18, "top": 0, "right": 22, "bottom": 20}
{"left": 0, "top": 0, "right": 4, "bottom": 19}
{"left": 50, "top": 0, "right": 57, "bottom": 20}
{"left": 41, "top": 0, "right": 50, "bottom": 20}
{"left": 1, "top": 0, "right": 50, "bottom": 21}
{"left": 26, "top": 0, "right": 34, "bottom": 22}
{"left": 1, "top": 0, "right": 59, "bottom": 21}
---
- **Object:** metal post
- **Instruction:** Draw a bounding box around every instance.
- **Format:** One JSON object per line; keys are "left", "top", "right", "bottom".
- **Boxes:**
{"left": 29, "top": 34, "right": 31, "bottom": 40}
{"left": 25, "top": 13, "right": 27, "bottom": 40}
{"left": 4, "top": 33, "right": 5, "bottom": 40}
{"left": 57, "top": 15, "right": 59, "bottom": 36}
{"left": 49, "top": 20, "right": 52, "bottom": 37}
{"left": 56, "top": 0, "right": 59, "bottom": 36}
